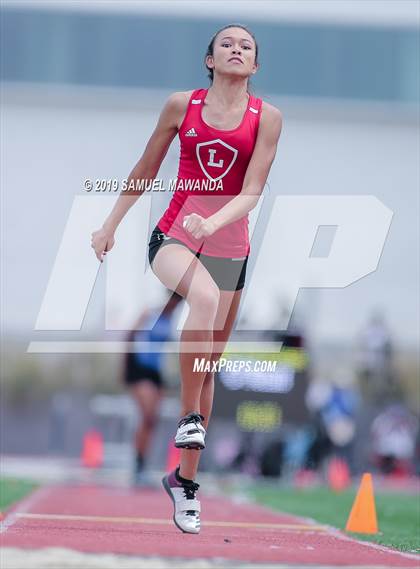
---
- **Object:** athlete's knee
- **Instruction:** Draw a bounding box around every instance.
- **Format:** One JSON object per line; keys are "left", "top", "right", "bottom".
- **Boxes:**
{"left": 188, "top": 286, "right": 220, "bottom": 317}
{"left": 142, "top": 413, "right": 158, "bottom": 430}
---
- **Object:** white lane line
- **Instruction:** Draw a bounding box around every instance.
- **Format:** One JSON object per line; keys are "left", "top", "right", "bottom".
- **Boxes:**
{"left": 0, "top": 486, "right": 52, "bottom": 534}
{"left": 15, "top": 512, "right": 328, "bottom": 531}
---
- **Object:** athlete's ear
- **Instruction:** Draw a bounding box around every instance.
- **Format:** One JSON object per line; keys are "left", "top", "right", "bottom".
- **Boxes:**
{"left": 251, "top": 62, "right": 259, "bottom": 74}
{"left": 206, "top": 54, "right": 215, "bottom": 70}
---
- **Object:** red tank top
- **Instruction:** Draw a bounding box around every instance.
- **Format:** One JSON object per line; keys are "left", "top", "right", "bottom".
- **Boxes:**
{"left": 157, "top": 87, "right": 263, "bottom": 257}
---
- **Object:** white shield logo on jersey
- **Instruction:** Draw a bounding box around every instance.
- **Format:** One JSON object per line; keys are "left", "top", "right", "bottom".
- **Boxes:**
{"left": 196, "top": 139, "right": 238, "bottom": 182}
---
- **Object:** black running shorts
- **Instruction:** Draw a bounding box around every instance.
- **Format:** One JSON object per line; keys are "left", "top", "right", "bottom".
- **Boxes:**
{"left": 124, "top": 357, "right": 165, "bottom": 388}
{"left": 148, "top": 225, "right": 248, "bottom": 291}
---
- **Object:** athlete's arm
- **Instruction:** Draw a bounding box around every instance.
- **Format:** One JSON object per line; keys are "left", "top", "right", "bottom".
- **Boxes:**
{"left": 183, "top": 102, "right": 282, "bottom": 239}
{"left": 91, "top": 92, "right": 190, "bottom": 262}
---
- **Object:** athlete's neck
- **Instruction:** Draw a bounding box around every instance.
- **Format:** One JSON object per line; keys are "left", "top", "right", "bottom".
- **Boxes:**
{"left": 206, "top": 77, "right": 249, "bottom": 109}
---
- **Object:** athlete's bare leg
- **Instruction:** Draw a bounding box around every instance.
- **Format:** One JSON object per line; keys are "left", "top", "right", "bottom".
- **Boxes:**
{"left": 131, "top": 381, "right": 163, "bottom": 458}
{"left": 179, "top": 288, "right": 243, "bottom": 480}
{"left": 151, "top": 243, "right": 220, "bottom": 415}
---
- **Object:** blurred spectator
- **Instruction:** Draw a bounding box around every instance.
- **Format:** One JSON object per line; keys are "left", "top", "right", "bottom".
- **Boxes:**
{"left": 305, "top": 370, "right": 358, "bottom": 473}
{"left": 353, "top": 311, "right": 408, "bottom": 472}
{"left": 356, "top": 311, "right": 400, "bottom": 403}
{"left": 370, "top": 403, "right": 418, "bottom": 475}
{"left": 121, "top": 291, "right": 183, "bottom": 485}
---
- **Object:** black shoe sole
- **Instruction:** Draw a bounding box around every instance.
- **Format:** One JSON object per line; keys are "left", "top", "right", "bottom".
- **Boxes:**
{"left": 161, "top": 475, "right": 199, "bottom": 534}
{"left": 174, "top": 441, "right": 205, "bottom": 450}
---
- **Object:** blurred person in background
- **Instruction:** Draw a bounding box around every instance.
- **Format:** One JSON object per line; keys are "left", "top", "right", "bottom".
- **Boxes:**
{"left": 122, "top": 291, "right": 183, "bottom": 486}
{"left": 305, "top": 370, "right": 359, "bottom": 474}
{"left": 356, "top": 310, "right": 399, "bottom": 404}
{"left": 354, "top": 311, "right": 403, "bottom": 472}
{"left": 92, "top": 22, "right": 282, "bottom": 533}
{"left": 370, "top": 403, "right": 418, "bottom": 476}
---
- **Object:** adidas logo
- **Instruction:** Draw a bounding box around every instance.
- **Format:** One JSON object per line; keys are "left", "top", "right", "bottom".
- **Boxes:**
{"left": 185, "top": 127, "right": 198, "bottom": 137}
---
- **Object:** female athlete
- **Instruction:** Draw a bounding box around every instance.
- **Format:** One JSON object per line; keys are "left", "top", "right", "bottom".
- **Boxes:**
{"left": 91, "top": 23, "right": 282, "bottom": 534}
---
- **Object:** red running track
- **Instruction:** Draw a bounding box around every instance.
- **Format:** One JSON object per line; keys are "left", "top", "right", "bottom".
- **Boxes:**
{"left": 0, "top": 484, "right": 418, "bottom": 567}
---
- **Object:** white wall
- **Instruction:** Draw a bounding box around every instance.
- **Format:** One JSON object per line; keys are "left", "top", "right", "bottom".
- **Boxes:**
{"left": 2, "top": 85, "right": 419, "bottom": 347}
{"left": 7, "top": 0, "right": 420, "bottom": 27}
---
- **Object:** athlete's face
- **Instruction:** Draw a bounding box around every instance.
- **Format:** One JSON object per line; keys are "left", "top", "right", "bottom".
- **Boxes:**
{"left": 207, "top": 28, "right": 258, "bottom": 80}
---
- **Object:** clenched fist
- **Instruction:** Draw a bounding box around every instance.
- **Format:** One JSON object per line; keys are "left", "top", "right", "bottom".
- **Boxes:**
{"left": 91, "top": 227, "right": 115, "bottom": 263}
{"left": 182, "top": 213, "right": 217, "bottom": 240}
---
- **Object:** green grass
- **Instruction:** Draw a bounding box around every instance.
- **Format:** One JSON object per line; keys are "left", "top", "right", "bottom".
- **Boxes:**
{"left": 248, "top": 485, "right": 420, "bottom": 554}
{"left": 0, "top": 477, "right": 38, "bottom": 512}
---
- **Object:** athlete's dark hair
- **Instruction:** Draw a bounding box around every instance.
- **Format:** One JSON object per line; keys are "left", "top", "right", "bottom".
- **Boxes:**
{"left": 204, "top": 23, "right": 259, "bottom": 87}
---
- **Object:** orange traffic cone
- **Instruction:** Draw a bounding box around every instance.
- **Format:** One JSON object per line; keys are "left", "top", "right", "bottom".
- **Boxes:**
{"left": 345, "top": 472, "right": 378, "bottom": 534}
{"left": 81, "top": 430, "right": 103, "bottom": 468}
{"left": 327, "top": 457, "right": 351, "bottom": 492}
{"left": 166, "top": 441, "right": 181, "bottom": 473}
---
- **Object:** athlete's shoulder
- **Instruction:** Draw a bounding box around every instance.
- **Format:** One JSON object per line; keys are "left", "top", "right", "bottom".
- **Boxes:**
{"left": 163, "top": 90, "right": 204, "bottom": 129}
{"left": 260, "top": 100, "right": 283, "bottom": 125}
{"left": 258, "top": 101, "right": 283, "bottom": 141}
{"left": 158, "top": 91, "right": 194, "bottom": 129}
{"left": 165, "top": 90, "right": 195, "bottom": 112}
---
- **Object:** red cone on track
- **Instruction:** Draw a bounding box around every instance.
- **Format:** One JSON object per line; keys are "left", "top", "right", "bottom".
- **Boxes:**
{"left": 345, "top": 473, "right": 378, "bottom": 534}
{"left": 327, "top": 457, "right": 351, "bottom": 491}
{"left": 82, "top": 430, "right": 103, "bottom": 468}
{"left": 166, "top": 441, "right": 181, "bottom": 472}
